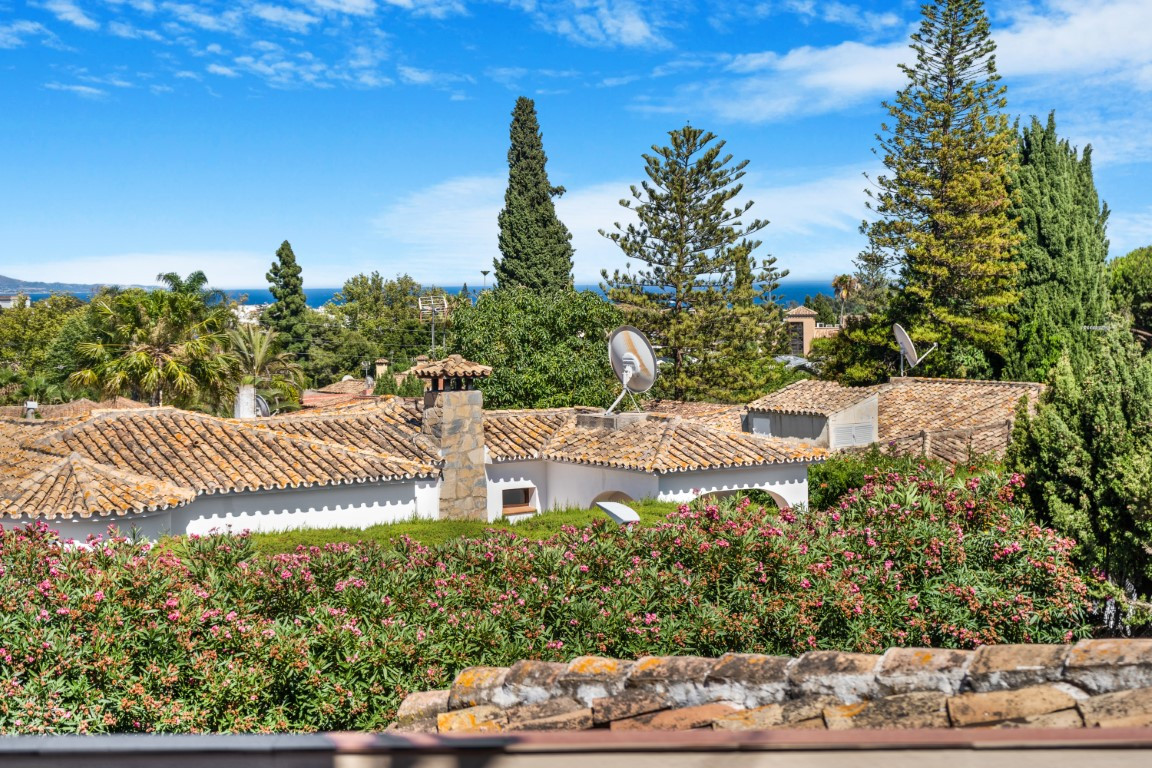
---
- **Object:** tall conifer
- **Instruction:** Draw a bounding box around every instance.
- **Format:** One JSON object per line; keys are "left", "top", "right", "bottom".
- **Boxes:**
{"left": 864, "top": 0, "right": 1021, "bottom": 375}
{"left": 601, "top": 125, "right": 789, "bottom": 402}
{"left": 1005, "top": 113, "right": 1110, "bottom": 381}
{"left": 494, "top": 97, "right": 574, "bottom": 291}
{"left": 264, "top": 240, "right": 310, "bottom": 361}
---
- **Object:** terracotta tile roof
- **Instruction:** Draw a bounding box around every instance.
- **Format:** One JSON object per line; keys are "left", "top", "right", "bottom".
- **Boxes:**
{"left": 0, "top": 450, "right": 195, "bottom": 520}
{"left": 411, "top": 354, "right": 492, "bottom": 379}
{"left": 641, "top": 400, "right": 746, "bottom": 433}
{"left": 786, "top": 306, "right": 818, "bottom": 318}
{"left": 879, "top": 377, "right": 1044, "bottom": 443}
{"left": 26, "top": 408, "right": 439, "bottom": 496}
{"left": 748, "top": 380, "right": 880, "bottom": 416}
{"left": 483, "top": 409, "right": 584, "bottom": 462}
{"left": 314, "top": 378, "right": 371, "bottom": 395}
{"left": 0, "top": 396, "right": 149, "bottom": 421}
{"left": 542, "top": 414, "right": 825, "bottom": 473}
{"left": 262, "top": 397, "right": 438, "bottom": 464}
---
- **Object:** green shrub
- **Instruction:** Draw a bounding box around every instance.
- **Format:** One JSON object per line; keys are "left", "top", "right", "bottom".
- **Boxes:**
{"left": 0, "top": 469, "right": 1089, "bottom": 734}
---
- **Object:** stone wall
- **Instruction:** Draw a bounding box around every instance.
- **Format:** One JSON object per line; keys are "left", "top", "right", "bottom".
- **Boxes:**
{"left": 422, "top": 390, "right": 487, "bottom": 521}
{"left": 392, "top": 639, "right": 1152, "bottom": 733}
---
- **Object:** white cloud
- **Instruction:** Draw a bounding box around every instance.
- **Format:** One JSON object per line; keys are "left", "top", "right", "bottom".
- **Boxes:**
{"left": 372, "top": 167, "right": 873, "bottom": 283}
{"left": 107, "top": 20, "right": 164, "bottom": 40}
{"left": 662, "top": 0, "right": 1152, "bottom": 125}
{"left": 162, "top": 2, "right": 242, "bottom": 32}
{"left": 40, "top": 0, "right": 101, "bottom": 30}
{"left": 295, "top": 0, "right": 376, "bottom": 15}
{"left": 44, "top": 82, "right": 107, "bottom": 98}
{"left": 174, "top": 69, "right": 201, "bottom": 79}
{"left": 996, "top": 0, "right": 1152, "bottom": 85}
{"left": 785, "top": 0, "right": 901, "bottom": 33}
{"left": 250, "top": 4, "right": 320, "bottom": 33}
{"left": 1107, "top": 206, "right": 1152, "bottom": 258}
{"left": 653, "top": 40, "right": 905, "bottom": 122}
{"left": 206, "top": 63, "right": 239, "bottom": 76}
{"left": 397, "top": 64, "right": 471, "bottom": 86}
{"left": 512, "top": 0, "right": 668, "bottom": 48}
{"left": 0, "top": 20, "right": 54, "bottom": 48}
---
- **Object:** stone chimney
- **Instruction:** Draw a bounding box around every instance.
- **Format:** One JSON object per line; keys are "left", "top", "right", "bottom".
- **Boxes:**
{"left": 374, "top": 358, "right": 390, "bottom": 380}
{"left": 414, "top": 355, "right": 494, "bottom": 521}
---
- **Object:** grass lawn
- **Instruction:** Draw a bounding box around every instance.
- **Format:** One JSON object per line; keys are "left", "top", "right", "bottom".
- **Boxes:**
{"left": 247, "top": 498, "right": 682, "bottom": 554}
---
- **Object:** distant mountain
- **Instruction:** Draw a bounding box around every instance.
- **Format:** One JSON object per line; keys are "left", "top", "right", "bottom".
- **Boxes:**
{"left": 0, "top": 274, "right": 156, "bottom": 294}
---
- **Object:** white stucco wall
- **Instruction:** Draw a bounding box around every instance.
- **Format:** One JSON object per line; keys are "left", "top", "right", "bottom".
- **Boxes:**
{"left": 657, "top": 463, "right": 813, "bottom": 509}
{"left": 827, "top": 395, "right": 879, "bottom": 450}
{"left": 23, "top": 479, "right": 437, "bottom": 541}
{"left": 485, "top": 460, "right": 549, "bottom": 522}
{"left": 545, "top": 461, "right": 660, "bottom": 510}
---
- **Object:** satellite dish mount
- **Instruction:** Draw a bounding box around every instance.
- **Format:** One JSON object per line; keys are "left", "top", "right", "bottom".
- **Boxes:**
{"left": 893, "top": 323, "right": 938, "bottom": 376}
{"left": 606, "top": 326, "right": 658, "bottom": 414}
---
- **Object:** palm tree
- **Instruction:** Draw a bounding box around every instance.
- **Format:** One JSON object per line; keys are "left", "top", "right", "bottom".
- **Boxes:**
{"left": 227, "top": 325, "right": 304, "bottom": 415}
{"left": 69, "top": 289, "right": 236, "bottom": 407}
{"left": 831, "top": 274, "right": 859, "bottom": 326}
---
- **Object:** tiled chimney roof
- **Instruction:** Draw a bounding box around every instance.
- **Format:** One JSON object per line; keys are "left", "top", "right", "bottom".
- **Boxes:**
{"left": 411, "top": 354, "right": 492, "bottom": 379}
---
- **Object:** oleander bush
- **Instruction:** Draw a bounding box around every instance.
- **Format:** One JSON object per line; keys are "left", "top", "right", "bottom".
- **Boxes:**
{"left": 0, "top": 465, "right": 1090, "bottom": 734}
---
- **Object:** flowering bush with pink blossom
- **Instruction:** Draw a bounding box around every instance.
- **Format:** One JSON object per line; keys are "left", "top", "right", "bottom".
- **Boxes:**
{"left": 0, "top": 465, "right": 1089, "bottom": 734}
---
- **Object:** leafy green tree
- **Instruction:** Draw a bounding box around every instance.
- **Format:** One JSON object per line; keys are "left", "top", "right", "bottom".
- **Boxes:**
{"left": 1110, "top": 246, "right": 1152, "bottom": 336}
{"left": 494, "top": 97, "right": 574, "bottom": 291}
{"left": 864, "top": 0, "right": 1021, "bottom": 376}
{"left": 297, "top": 307, "right": 376, "bottom": 388}
{"left": 1005, "top": 113, "right": 1110, "bottom": 381}
{"left": 328, "top": 272, "right": 429, "bottom": 359}
{"left": 0, "top": 293, "right": 85, "bottom": 374}
{"left": 227, "top": 325, "right": 304, "bottom": 411}
{"left": 1008, "top": 330, "right": 1152, "bottom": 593}
{"left": 264, "top": 241, "right": 310, "bottom": 362}
{"left": 69, "top": 288, "right": 235, "bottom": 408}
{"left": 449, "top": 286, "right": 621, "bottom": 409}
{"left": 601, "top": 125, "right": 788, "bottom": 401}
{"left": 812, "top": 315, "right": 899, "bottom": 386}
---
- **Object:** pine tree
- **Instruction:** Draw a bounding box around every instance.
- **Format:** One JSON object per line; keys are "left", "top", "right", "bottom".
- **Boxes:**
{"left": 865, "top": 0, "right": 1021, "bottom": 376}
{"left": 494, "top": 97, "right": 574, "bottom": 291}
{"left": 601, "top": 125, "right": 789, "bottom": 402}
{"left": 264, "top": 240, "right": 310, "bottom": 362}
{"left": 1005, "top": 113, "right": 1110, "bottom": 381}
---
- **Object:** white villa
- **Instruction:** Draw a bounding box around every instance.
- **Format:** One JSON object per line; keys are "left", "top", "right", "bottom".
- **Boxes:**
{"left": 0, "top": 356, "right": 824, "bottom": 540}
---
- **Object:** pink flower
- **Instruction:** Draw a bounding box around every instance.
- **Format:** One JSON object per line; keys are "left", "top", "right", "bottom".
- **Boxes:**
{"left": 800, "top": 578, "right": 812, "bottom": 589}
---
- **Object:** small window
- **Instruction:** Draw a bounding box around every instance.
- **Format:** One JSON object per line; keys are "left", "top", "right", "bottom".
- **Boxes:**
{"left": 502, "top": 487, "right": 535, "bottom": 517}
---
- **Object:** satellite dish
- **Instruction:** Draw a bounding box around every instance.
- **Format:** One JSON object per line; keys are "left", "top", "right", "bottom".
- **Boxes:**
{"left": 893, "top": 323, "right": 938, "bottom": 376}
{"left": 606, "top": 326, "right": 658, "bottom": 413}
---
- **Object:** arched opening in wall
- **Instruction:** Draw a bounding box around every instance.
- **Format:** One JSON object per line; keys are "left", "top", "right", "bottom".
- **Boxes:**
{"left": 589, "top": 491, "right": 633, "bottom": 508}
{"left": 697, "top": 488, "right": 789, "bottom": 510}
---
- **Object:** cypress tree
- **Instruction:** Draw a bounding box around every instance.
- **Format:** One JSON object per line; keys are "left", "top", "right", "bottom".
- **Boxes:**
{"left": 601, "top": 125, "right": 789, "bottom": 402}
{"left": 494, "top": 97, "right": 575, "bottom": 291}
{"left": 1008, "top": 331, "right": 1152, "bottom": 593}
{"left": 264, "top": 240, "right": 310, "bottom": 362}
{"left": 865, "top": 0, "right": 1021, "bottom": 376}
{"left": 1005, "top": 113, "right": 1110, "bottom": 381}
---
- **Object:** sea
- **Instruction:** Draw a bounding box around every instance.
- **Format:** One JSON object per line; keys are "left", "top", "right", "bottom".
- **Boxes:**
{"left": 23, "top": 280, "right": 837, "bottom": 308}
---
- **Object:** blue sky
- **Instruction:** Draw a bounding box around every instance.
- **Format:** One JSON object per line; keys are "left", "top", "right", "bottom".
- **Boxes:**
{"left": 2, "top": 0, "right": 1151, "bottom": 289}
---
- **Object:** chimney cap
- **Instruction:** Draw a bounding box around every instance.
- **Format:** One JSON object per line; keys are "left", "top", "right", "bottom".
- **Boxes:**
{"left": 412, "top": 354, "right": 492, "bottom": 380}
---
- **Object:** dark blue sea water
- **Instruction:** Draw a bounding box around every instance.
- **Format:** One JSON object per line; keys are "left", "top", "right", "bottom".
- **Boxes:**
{"left": 24, "top": 280, "right": 837, "bottom": 309}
